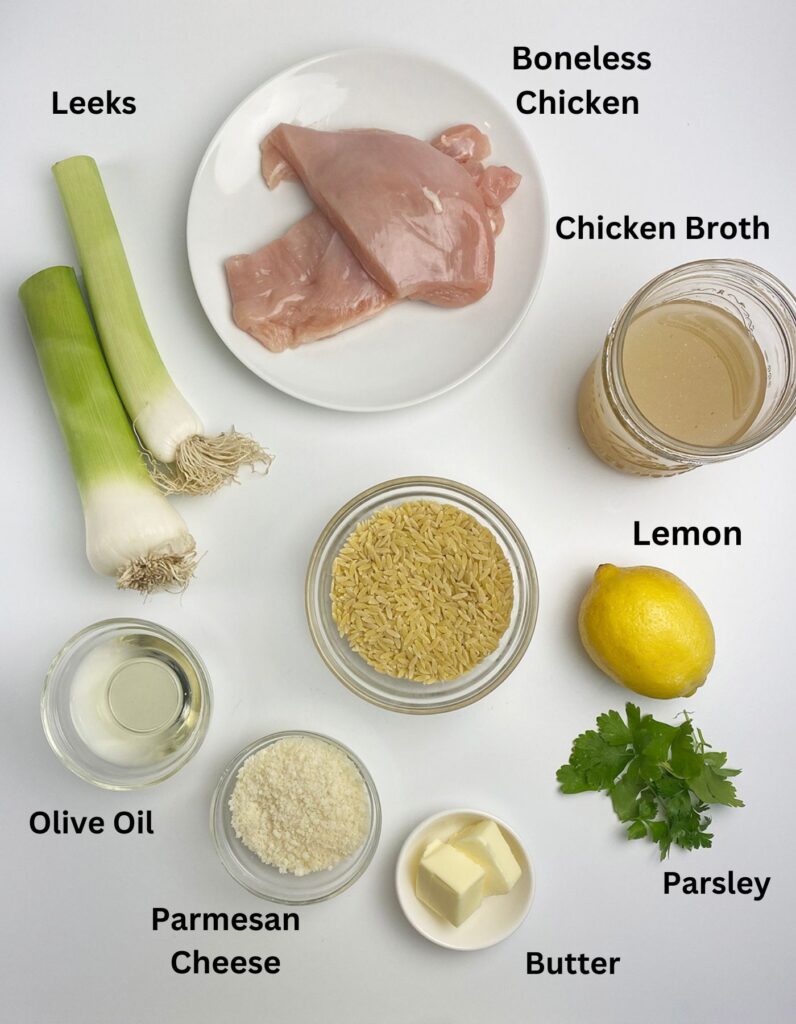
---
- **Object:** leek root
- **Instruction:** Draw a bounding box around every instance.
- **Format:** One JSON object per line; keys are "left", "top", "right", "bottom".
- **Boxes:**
{"left": 52, "top": 155, "right": 272, "bottom": 495}
{"left": 19, "top": 267, "right": 197, "bottom": 593}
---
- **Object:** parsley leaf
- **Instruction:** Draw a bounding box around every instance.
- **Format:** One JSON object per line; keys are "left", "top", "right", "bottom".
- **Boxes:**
{"left": 557, "top": 703, "right": 743, "bottom": 857}
{"left": 596, "top": 709, "right": 632, "bottom": 746}
{"left": 627, "top": 820, "right": 647, "bottom": 840}
{"left": 689, "top": 764, "right": 744, "bottom": 808}
{"left": 555, "top": 729, "right": 634, "bottom": 792}
{"left": 669, "top": 722, "right": 704, "bottom": 780}
{"left": 610, "top": 760, "right": 643, "bottom": 821}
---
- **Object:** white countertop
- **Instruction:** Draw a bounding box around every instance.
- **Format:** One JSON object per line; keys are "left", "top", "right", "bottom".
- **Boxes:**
{"left": 2, "top": 1, "right": 795, "bottom": 1021}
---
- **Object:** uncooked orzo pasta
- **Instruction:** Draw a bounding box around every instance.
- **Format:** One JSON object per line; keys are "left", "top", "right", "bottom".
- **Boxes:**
{"left": 330, "top": 500, "right": 514, "bottom": 683}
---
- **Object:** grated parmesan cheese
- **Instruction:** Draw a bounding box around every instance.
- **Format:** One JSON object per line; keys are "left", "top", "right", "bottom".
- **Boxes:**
{"left": 229, "top": 736, "right": 369, "bottom": 876}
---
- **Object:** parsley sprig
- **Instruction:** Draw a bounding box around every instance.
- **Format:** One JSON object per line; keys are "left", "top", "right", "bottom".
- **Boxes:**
{"left": 557, "top": 703, "right": 743, "bottom": 858}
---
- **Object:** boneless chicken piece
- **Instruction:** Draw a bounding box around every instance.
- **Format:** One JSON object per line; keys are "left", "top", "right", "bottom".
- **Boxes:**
{"left": 264, "top": 124, "right": 495, "bottom": 306}
{"left": 460, "top": 158, "right": 485, "bottom": 180}
{"left": 477, "top": 165, "right": 522, "bottom": 208}
{"left": 226, "top": 123, "right": 522, "bottom": 351}
{"left": 488, "top": 205, "right": 505, "bottom": 237}
{"left": 430, "top": 128, "right": 520, "bottom": 210}
{"left": 431, "top": 124, "right": 492, "bottom": 162}
{"left": 260, "top": 135, "right": 298, "bottom": 189}
{"left": 225, "top": 210, "right": 392, "bottom": 352}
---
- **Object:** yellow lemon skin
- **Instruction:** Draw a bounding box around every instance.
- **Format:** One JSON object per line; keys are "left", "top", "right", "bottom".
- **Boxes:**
{"left": 578, "top": 564, "right": 715, "bottom": 699}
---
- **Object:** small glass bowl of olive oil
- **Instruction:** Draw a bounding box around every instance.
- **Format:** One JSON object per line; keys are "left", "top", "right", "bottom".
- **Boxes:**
{"left": 42, "top": 619, "right": 212, "bottom": 789}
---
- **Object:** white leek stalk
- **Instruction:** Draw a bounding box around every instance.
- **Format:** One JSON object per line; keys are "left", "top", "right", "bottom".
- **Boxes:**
{"left": 19, "top": 267, "right": 197, "bottom": 592}
{"left": 52, "top": 155, "right": 271, "bottom": 495}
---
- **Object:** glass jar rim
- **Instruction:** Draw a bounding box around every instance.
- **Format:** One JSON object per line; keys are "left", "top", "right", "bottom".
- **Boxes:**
{"left": 604, "top": 258, "right": 796, "bottom": 462}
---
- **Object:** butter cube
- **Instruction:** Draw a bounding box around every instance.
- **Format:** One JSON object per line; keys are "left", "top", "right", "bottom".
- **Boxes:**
{"left": 416, "top": 839, "right": 485, "bottom": 926}
{"left": 451, "top": 819, "right": 521, "bottom": 895}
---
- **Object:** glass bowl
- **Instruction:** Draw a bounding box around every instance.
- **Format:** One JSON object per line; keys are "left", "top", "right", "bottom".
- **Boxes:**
{"left": 41, "top": 618, "right": 212, "bottom": 790}
{"left": 210, "top": 731, "right": 382, "bottom": 904}
{"left": 306, "top": 477, "right": 539, "bottom": 714}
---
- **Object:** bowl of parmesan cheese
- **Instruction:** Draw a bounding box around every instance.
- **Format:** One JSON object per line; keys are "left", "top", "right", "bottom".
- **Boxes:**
{"left": 210, "top": 731, "right": 381, "bottom": 904}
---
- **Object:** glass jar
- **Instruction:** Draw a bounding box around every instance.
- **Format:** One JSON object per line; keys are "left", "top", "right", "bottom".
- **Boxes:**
{"left": 578, "top": 259, "right": 796, "bottom": 476}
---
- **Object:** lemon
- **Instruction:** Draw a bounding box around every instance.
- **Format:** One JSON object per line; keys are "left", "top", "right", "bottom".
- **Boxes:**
{"left": 578, "top": 564, "right": 715, "bottom": 699}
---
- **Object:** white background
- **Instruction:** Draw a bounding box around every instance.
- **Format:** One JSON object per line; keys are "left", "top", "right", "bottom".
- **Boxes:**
{"left": 2, "top": 1, "right": 795, "bottom": 1021}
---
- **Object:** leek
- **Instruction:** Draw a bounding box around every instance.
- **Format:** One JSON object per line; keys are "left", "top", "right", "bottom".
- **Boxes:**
{"left": 52, "top": 155, "right": 271, "bottom": 495}
{"left": 19, "top": 266, "right": 196, "bottom": 592}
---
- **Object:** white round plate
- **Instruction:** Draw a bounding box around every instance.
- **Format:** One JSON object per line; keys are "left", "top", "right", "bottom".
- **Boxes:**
{"left": 396, "top": 809, "right": 534, "bottom": 951}
{"left": 187, "top": 48, "right": 548, "bottom": 412}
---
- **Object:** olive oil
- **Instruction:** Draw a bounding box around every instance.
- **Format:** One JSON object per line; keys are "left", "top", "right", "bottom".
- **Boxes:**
{"left": 70, "top": 632, "right": 204, "bottom": 768}
{"left": 621, "top": 300, "right": 767, "bottom": 447}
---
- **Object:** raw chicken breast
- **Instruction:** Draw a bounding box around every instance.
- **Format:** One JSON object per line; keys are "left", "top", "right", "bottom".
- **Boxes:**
{"left": 260, "top": 135, "right": 298, "bottom": 189}
{"left": 225, "top": 210, "right": 392, "bottom": 352}
{"left": 431, "top": 124, "right": 491, "bottom": 162}
{"left": 264, "top": 124, "right": 495, "bottom": 306}
{"left": 226, "top": 123, "right": 521, "bottom": 351}
{"left": 430, "top": 127, "right": 520, "bottom": 211}
{"left": 461, "top": 158, "right": 485, "bottom": 180}
{"left": 488, "top": 206, "right": 505, "bottom": 237}
{"left": 477, "top": 165, "right": 522, "bottom": 208}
